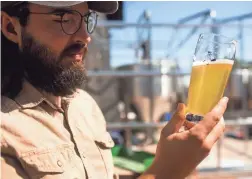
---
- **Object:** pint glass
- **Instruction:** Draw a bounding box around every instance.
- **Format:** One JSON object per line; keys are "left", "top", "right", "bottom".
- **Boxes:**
{"left": 186, "top": 33, "right": 237, "bottom": 122}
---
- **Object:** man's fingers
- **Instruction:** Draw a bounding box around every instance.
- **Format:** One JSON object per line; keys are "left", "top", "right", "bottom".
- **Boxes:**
{"left": 204, "top": 117, "right": 225, "bottom": 146}
{"left": 183, "top": 120, "right": 195, "bottom": 130}
{"left": 161, "top": 103, "right": 186, "bottom": 137}
{"left": 190, "top": 97, "right": 229, "bottom": 139}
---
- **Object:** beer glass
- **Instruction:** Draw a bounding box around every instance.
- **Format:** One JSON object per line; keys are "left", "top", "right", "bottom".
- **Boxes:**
{"left": 186, "top": 33, "right": 237, "bottom": 122}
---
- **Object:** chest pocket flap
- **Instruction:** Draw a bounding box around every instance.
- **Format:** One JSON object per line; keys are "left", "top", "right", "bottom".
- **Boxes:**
{"left": 19, "top": 152, "right": 65, "bottom": 175}
{"left": 18, "top": 146, "right": 74, "bottom": 176}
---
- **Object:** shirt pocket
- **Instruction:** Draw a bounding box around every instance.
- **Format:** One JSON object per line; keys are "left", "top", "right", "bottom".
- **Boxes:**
{"left": 95, "top": 132, "right": 115, "bottom": 179}
{"left": 18, "top": 145, "right": 83, "bottom": 179}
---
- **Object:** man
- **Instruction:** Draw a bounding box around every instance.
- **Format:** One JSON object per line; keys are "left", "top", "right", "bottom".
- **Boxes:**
{"left": 1, "top": 1, "right": 228, "bottom": 179}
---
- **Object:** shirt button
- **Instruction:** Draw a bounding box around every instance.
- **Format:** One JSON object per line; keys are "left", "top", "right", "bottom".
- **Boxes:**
{"left": 57, "top": 160, "right": 63, "bottom": 167}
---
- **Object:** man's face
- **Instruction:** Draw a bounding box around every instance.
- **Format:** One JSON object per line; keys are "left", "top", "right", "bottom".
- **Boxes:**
{"left": 19, "top": 2, "right": 91, "bottom": 96}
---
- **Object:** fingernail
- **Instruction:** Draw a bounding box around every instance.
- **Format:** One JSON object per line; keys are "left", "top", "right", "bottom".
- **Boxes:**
{"left": 177, "top": 103, "right": 185, "bottom": 111}
{"left": 177, "top": 103, "right": 182, "bottom": 110}
{"left": 222, "top": 97, "right": 229, "bottom": 103}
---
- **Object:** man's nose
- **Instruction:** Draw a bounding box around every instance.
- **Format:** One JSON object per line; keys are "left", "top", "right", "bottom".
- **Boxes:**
{"left": 72, "top": 21, "right": 91, "bottom": 44}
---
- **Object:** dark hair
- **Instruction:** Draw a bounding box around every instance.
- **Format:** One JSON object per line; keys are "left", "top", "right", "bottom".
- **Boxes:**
{"left": 1, "top": 2, "right": 29, "bottom": 98}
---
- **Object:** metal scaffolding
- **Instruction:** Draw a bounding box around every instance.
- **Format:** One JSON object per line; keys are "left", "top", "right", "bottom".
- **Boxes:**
{"left": 89, "top": 8, "right": 252, "bottom": 174}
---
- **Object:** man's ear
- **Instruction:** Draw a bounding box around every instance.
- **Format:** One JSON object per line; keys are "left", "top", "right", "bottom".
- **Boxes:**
{"left": 1, "top": 11, "right": 21, "bottom": 44}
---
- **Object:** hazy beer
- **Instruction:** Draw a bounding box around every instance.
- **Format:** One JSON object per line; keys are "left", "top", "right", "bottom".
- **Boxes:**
{"left": 186, "top": 33, "right": 236, "bottom": 122}
{"left": 187, "top": 59, "right": 234, "bottom": 116}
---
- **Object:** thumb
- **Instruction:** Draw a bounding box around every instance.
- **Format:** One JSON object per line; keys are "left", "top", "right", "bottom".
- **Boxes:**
{"left": 161, "top": 103, "right": 186, "bottom": 137}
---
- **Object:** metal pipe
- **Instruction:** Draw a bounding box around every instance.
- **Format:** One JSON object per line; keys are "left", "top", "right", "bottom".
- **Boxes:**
{"left": 87, "top": 70, "right": 251, "bottom": 78}
{"left": 167, "top": 9, "right": 212, "bottom": 50}
{"left": 107, "top": 121, "right": 167, "bottom": 130}
{"left": 87, "top": 70, "right": 190, "bottom": 77}
{"left": 125, "top": 128, "right": 132, "bottom": 149}
{"left": 217, "top": 12, "right": 252, "bottom": 24}
{"left": 107, "top": 117, "right": 252, "bottom": 129}
{"left": 225, "top": 118, "right": 252, "bottom": 126}
{"left": 178, "top": 9, "right": 211, "bottom": 24}
{"left": 168, "top": 16, "right": 209, "bottom": 57}
{"left": 239, "top": 21, "right": 244, "bottom": 61}
{"left": 244, "top": 125, "right": 250, "bottom": 155}
{"left": 96, "top": 22, "right": 252, "bottom": 28}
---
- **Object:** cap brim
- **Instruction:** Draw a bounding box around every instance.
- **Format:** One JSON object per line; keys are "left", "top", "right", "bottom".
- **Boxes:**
{"left": 30, "top": 1, "right": 118, "bottom": 14}
{"left": 88, "top": 1, "right": 118, "bottom": 14}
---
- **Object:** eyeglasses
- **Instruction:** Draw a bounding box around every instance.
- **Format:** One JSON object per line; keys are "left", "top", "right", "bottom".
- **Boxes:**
{"left": 24, "top": 9, "right": 98, "bottom": 35}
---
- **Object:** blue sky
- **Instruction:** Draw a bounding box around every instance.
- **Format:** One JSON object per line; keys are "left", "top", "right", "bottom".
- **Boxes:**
{"left": 108, "top": 1, "right": 252, "bottom": 72}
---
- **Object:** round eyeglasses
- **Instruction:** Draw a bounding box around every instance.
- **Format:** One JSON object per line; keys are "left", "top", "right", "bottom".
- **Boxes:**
{"left": 23, "top": 9, "right": 98, "bottom": 35}
{"left": 57, "top": 10, "right": 98, "bottom": 35}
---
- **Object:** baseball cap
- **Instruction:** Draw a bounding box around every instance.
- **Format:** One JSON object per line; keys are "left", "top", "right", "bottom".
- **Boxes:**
{"left": 1, "top": 1, "right": 118, "bottom": 14}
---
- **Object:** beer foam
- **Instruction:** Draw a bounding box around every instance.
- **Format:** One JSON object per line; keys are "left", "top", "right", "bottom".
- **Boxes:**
{"left": 192, "top": 59, "right": 234, "bottom": 66}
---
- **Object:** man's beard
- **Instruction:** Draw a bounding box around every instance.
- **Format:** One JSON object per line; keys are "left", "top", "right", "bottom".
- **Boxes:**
{"left": 20, "top": 30, "right": 88, "bottom": 96}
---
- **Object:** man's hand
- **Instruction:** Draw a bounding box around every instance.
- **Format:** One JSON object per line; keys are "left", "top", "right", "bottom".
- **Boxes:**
{"left": 138, "top": 97, "right": 228, "bottom": 179}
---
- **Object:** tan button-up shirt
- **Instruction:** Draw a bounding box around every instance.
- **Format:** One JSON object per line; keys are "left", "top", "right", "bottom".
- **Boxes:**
{"left": 1, "top": 81, "right": 115, "bottom": 179}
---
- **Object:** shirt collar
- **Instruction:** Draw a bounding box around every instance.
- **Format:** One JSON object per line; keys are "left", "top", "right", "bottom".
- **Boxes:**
{"left": 14, "top": 80, "right": 63, "bottom": 111}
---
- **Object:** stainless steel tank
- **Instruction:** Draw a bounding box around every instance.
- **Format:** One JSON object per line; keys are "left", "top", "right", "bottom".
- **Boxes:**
{"left": 226, "top": 69, "right": 244, "bottom": 99}
{"left": 116, "top": 59, "right": 184, "bottom": 122}
{"left": 117, "top": 60, "right": 182, "bottom": 97}
{"left": 225, "top": 68, "right": 252, "bottom": 112}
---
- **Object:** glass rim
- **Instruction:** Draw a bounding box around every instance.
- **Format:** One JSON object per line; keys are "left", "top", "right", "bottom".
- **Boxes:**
{"left": 198, "top": 33, "right": 238, "bottom": 46}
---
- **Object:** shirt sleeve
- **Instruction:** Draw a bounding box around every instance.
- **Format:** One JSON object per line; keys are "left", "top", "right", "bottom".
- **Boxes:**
{"left": 1, "top": 154, "right": 30, "bottom": 179}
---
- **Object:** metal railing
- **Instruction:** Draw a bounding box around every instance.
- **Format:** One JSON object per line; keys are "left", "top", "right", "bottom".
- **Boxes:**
{"left": 88, "top": 70, "right": 190, "bottom": 77}
{"left": 97, "top": 21, "right": 252, "bottom": 29}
